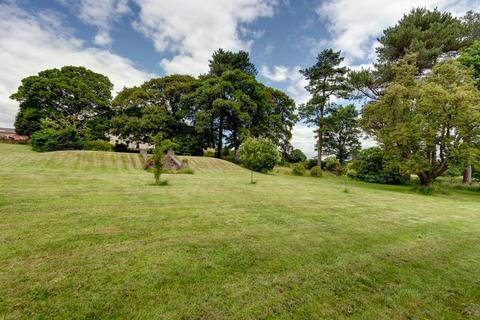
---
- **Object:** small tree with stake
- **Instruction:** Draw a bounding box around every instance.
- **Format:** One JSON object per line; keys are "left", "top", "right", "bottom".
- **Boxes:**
{"left": 239, "top": 137, "right": 279, "bottom": 184}
{"left": 151, "top": 134, "right": 177, "bottom": 185}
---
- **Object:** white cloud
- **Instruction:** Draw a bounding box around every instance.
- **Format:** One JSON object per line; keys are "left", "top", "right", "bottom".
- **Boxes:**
{"left": 317, "top": 0, "right": 479, "bottom": 65}
{"left": 58, "top": 0, "right": 131, "bottom": 46}
{"left": 0, "top": 3, "right": 153, "bottom": 128}
{"left": 260, "top": 65, "right": 310, "bottom": 105}
{"left": 132, "top": 0, "right": 276, "bottom": 75}
{"left": 291, "top": 124, "right": 316, "bottom": 158}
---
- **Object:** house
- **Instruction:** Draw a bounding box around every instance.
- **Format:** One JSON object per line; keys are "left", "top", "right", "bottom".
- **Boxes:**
{"left": 0, "top": 128, "right": 28, "bottom": 143}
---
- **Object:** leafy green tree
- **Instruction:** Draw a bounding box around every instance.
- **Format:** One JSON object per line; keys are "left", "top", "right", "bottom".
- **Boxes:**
{"left": 362, "top": 56, "right": 480, "bottom": 187}
{"left": 458, "top": 40, "right": 480, "bottom": 183}
{"left": 11, "top": 66, "right": 113, "bottom": 136}
{"left": 288, "top": 149, "right": 307, "bottom": 163}
{"left": 239, "top": 137, "right": 279, "bottom": 184}
{"left": 299, "top": 49, "right": 349, "bottom": 169}
{"left": 462, "top": 11, "right": 480, "bottom": 44}
{"left": 111, "top": 75, "right": 202, "bottom": 154}
{"left": 208, "top": 48, "right": 257, "bottom": 77}
{"left": 324, "top": 104, "right": 361, "bottom": 164}
{"left": 377, "top": 8, "right": 465, "bottom": 71}
{"left": 459, "top": 40, "right": 480, "bottom": 89}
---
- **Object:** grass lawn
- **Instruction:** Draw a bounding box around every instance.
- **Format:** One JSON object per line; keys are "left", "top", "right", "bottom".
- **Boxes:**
{"left": 1, "top": 143, "right": 480, "bottom": 319}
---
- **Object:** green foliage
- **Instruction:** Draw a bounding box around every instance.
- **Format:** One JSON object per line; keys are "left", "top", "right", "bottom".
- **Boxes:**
{"left": 348, "top": 148, "right": 407, "bottom": 185}
{"left": 377, "top": 8, "right": 465, "bottom": 71}
{"left": 288, "top": 148, "right": 307, "bottom": 163}
{"left": 208, "top": 48, "right": 257, "bottom": 77}
{"left": 11, "top": 66, "right": 113, "bottom": 136}
{"left": 151, "top": 136, "right": 177, "bottom": 185}
{"left": 362, "top": 56, "right": 480, "bottom": 186}
{"left": 84, "top": 140, "right": 113, "bottom": 151}
{"left": 14, "top": 107, "right": 42, "bottom": 136}
{"left": 324, "top": 156, "right": 340, "bottom": 172}
{"left": 299, "top": 49, "right": 349, "bottom": 167}
{"left": 292, "top": 163, "right": 306, "bottom": 176}
{"left": 324, "top": 104, "right": 361, "bottom": 164}
{"left": 29, "top": 128, "right": 84, "bottom": 152}
{"left": 310, "top": 166, "right": 322, "bottom": 177}
{"left": 459, "top": 40, "right": 480, "bottom": 89}
{"left": 239, "top": 137, "right": 279, "bottom": 175}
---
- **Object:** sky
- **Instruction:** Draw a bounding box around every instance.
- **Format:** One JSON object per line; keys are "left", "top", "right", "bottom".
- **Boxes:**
{"left": 0, "top": 0, "right": 478, "bottom": 157}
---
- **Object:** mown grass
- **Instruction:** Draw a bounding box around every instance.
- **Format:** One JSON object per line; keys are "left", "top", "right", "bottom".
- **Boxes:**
{"left": 1, "top": 144, "right": 480, "bottom": 319}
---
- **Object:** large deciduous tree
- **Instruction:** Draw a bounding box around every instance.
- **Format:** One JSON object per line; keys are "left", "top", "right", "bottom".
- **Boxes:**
{"left": 11, "top": 66, "right": 113, "bottom": 137}
{"left": 110, "top": 75, "right": 203, "bottom": 155}
{"left": 299, "top": 49, "right": 349, "bottom": 169}
{"left": 362, "top": 55, "right": 480, "bottom": 187}
{"left": 323, "top": 104, "right": 361, "bottom": 164}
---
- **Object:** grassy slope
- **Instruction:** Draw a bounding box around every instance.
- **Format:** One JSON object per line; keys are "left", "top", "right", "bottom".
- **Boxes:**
{"left": 1, "top": 144, "right": 480, "bottom": 319}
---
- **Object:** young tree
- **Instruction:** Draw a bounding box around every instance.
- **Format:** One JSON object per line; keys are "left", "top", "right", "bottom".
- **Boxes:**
{"left": 151, "top": 135, "right": 177, "bottom": 185}
{"left": 362, "top": 56, "right": 480, "bottom": 187}
{"left": 299, "top": 49, "right": 349, "bottom": 170}
{"left": 239, "top": 137, "right": 279, "bottom": 184}
{"left": 324, "top": 104, "right": 361, "bottom": 164}
{"left": 11, "top": 66, "right": 113, "bottom": 136}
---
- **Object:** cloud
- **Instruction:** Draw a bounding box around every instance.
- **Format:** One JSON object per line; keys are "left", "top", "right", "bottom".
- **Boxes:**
{"left": 291, "top": 124, "right": 316, "bottom": 158}
{"left": 58, "top": 0, "right": 131, "bottom": 46}
{"left": 317, "top": 0, "right": 478, "bottom": 65}
{"left": 0, "top": 3, "right": 153, "bottom": 128}
{"left": 132, "top": 0, "right": 277, "bottom": 75}
{"left": 261, "top": 65, "right": 310, "bottom": 105}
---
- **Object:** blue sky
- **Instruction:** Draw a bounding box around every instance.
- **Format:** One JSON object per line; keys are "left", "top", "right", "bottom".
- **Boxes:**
{"left": 1, "top": 0, "right": 478, "bottom": 156}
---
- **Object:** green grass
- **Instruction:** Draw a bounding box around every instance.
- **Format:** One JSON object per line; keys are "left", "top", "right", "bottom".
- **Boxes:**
{"left": 1, "top": 144, "right": 480, "bottom": 319}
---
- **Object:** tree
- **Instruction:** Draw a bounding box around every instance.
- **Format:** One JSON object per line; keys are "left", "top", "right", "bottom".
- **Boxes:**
{"left": 208, "top": 49, "right": 257, "bottom": 77}
{"left": 151, "top": 135, "right": 177, "bottom": 185}
{"left": 324, "top": 104, "right": 361, "bottom": 164}
{"left": 191, "top": 70, "right": 295, "bottom": 159}
{"left": 111, "top": 75, "right": 202, "bottom": 154}
{"left": 462, "top": 11, "right": 480, "bottom": 44}
{"left": 288, "top": 149, "right": 307, "bottom": 163}
{"left": 239, "top": 137, "right": 279, "bottom": 184}
{"left": 459, "top": 40, "right": 480, "bottom": 89}
{"left": 362, "top": 56, "right": 480, "bottom": 187}
{"left": 11, "top": 66, "right": 113, "bottom": 136}
{"left": 299, "top": 49, "right": 349, "bottom": 170}
{"left": 458, "top": 40, "right": 480, "bottom": 184}
{"left": 377, "top": 8, "right": 465, "bottom": 71}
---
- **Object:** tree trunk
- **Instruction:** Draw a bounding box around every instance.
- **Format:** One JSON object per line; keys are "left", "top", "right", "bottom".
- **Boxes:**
{"left": 418, "top": 172, "right": 433, "bottom": 188}
{"left": 463, "top": 162, "right": 472, "bottom": 185}
{"left": 251, "top": 170, "right": 254, "bottom": 184}
{"left": 216, "top": 112, "right": 224, "bottom": 159}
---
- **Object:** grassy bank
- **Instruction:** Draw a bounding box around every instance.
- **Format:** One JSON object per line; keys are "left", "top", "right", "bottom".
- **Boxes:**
{"left": 1, "top": 144, "right": 479, "bottom": 319}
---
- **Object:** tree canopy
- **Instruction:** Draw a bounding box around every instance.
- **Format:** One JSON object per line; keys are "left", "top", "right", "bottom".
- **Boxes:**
{"left": 11, "top": 66, "right": 113, "bottom": 137}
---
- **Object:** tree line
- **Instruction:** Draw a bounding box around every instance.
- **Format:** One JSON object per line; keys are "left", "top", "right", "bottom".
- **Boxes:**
{"left": 10, "top": 7, "right": 480, "bottom": 188}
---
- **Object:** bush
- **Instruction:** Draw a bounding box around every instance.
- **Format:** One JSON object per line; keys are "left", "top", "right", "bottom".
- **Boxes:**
{"left": 305, "top": 159, "right": 318, "bottom": 170}
{"left": 29, "top": 128, "right": 83, "bottom": 152}
{"left": 84, "top": 140, "right": 113, "bottom": 151}
{"left": 292, "top": 163, "right": 306, "bottom": 176}
{"left": 310, "top": 166, "right": 322, "bottom": 177}
{"left": 348, "top": 147, "right": 407, "bottom": 185}
{"left": 325, "top": 156, "right": 340, "bottom": 172}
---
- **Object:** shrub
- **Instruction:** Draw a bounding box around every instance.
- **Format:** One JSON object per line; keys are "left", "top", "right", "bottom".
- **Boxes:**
{"left": 325, "top": 156, "right": 340, "bottom": 172}
{"left": 292, "top": 163, "right": 306, "bottom": 176}
{"left": 348, "top": 147, "right": 407, "bottom": 185}
{"left": 84, "top": 140, "right": 113, "bottom": 151}
{"left": 310, "top": 166, "right": 322, "bottom": 177}
{"left": 29, "top": 128, "right": 83, "bottom": 152}
{"left": 305, "top": 159, "right": 318, "bottom": 170}
{"left": 203, "top": 149, "right": 215, "bottom": 157}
